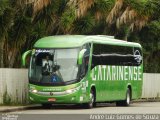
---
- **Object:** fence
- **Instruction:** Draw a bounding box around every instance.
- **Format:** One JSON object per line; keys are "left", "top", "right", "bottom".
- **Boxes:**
{"left": 0, "top": 69, "right": 160, "bottom": 104}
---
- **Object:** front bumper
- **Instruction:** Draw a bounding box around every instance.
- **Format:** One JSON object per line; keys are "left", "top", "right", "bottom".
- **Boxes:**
{"left": 29, "top": 89, "right": 88, "bottom": 104}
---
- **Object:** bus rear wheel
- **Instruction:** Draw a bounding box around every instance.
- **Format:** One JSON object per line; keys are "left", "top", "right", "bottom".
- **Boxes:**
{"left": 116, "top": 88, "right": 131, "bottom": 106}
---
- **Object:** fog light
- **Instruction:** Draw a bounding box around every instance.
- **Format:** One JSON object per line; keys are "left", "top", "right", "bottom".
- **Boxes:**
{"left": 71, "top": 97, "right": 75, "bottom": 101}
{"left": 80, "top": 96, "right": 83, "bottom": 101}
{"left": 30, "top": 97, "right": 34, "bottom": 101}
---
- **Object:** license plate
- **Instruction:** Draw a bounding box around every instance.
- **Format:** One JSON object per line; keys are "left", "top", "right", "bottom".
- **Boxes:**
{"left": 48, "top": 98, "right": 56, "bottom": 102}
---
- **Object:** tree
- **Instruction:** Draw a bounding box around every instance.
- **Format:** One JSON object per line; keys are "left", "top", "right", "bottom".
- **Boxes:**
{"left": 0, "top": 0, "right": 14, "bottom": 67}
{"left": 105, "top": 0, "right": 157, "bottom": 40}
{"left": 0, "top": 0, "right": 160, "bottom": 70}
{"left": 0, "top": 0, "right": 32, "bottom": 67}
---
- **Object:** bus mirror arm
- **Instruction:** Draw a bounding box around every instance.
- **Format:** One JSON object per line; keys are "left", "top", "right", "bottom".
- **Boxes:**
{"left": 22, "top": 50, "right": 32, "bottom": 67}
{"left": 78, "top": 49, "right": 86, "bottom": 65}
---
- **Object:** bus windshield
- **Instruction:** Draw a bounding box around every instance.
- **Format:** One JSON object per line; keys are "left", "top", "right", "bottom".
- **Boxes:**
{"left": 29, "top": 48, "right": 80, "bottom": 86}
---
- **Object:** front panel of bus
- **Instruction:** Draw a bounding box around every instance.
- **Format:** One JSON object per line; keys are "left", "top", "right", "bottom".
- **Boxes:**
{"left": 28, "top": 45, "right": 91, "bottom": 104}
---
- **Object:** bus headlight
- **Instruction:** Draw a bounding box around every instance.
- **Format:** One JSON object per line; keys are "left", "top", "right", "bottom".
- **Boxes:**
{"left": 66, "top": 89, "right": 74, "bottom": 94}
{"left": 66, "top": 87, "right": 80, "bottom": 94}
{"left": 30, "top": 89, "right": 38, "bottom": 93}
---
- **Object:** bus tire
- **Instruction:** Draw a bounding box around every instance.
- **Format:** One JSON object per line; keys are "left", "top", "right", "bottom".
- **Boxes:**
{"left": 116, "top": 88, "right": 131, "bottom": 106}
{"left": 42, "top": 103, "right": 52, "bottom": 108}
{"left": 83, "top": 89, "right": 95, "bottom": 109}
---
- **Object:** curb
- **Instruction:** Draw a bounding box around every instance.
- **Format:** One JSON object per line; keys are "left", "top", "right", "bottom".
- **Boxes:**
{"left": 133, "top": 98, "right": 160, "bottom": 102}
{"left": 0, "top": 105, "right": 39, "bottom": 113}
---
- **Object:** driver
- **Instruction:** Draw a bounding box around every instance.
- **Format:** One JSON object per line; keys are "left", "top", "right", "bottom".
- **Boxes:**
{"left": 42, "top": 55, "right": 53, "bottom": 74}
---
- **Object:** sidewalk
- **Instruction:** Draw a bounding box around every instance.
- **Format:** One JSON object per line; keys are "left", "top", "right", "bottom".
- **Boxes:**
{"left": 0, "top": 105, "right": 39, "bottom": 113}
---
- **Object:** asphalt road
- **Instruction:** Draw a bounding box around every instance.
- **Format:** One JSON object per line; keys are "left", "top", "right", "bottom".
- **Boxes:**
{"left": 2, "top": 102, "right": 159, "bottom": 120}
{"left": 9, "top": 102, "right": 160, "bottom": 114}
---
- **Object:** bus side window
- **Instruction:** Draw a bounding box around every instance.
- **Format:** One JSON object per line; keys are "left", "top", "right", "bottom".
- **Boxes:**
{"left": 92, "top": 44, "right": 142, "bottom": 67}
{"left": 100, "top": 45, "right": 133, "bottom": 66}
{"left": 92, "top": 44, "right": 101, "bottom": 68}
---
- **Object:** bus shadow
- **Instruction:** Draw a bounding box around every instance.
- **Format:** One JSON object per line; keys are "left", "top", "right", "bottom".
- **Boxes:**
{"left": 26, "top": 103, "right": 117, "bottom": 110}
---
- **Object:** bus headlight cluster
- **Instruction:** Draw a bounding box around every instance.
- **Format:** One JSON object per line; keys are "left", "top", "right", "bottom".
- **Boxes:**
{"left": 30, "top": 89, "right": 38, "bottom": 93}
{"left": 29, "top": 86, "right": 80, "bottom": 96}
{"left": 66, "top": 87, "right": 80, "bottom": 94}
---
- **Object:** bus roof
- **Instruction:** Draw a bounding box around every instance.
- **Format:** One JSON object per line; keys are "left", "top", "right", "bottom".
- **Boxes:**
{"left": 34, "top": 35, "right": 141, "bottom": 48}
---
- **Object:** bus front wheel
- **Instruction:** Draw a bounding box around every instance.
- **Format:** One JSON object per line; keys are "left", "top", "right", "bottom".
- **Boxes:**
{"left": 116, "top": 88, "right": 131, "bottom": 106}
{"left": 83, "top": 89, "right": 95, "bottom": 109}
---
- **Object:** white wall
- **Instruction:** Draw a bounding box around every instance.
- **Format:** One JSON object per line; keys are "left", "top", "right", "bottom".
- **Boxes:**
{"left": 142, "top": 73, "right": 160, "bottom": 98}
{"left": 0, "top": 69, "right": 28, "bottom": 104}
{"left": 0, "top": 69, "right": 160, "bottom": 104}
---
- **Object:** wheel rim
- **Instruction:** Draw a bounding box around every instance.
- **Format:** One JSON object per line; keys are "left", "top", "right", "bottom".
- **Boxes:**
{"left": 89, "top": 92, "right": 94, "bottom": 107}
{"left": 126, "top": 90, "right": 130, "bottom": 105}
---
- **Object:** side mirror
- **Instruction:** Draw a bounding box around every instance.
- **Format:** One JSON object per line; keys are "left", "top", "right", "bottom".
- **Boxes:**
{"left": 78, "top": 49, "right": 86, "bottom": 65}
{"left": 22, "top": 50, "right": 32, "bottom": 67}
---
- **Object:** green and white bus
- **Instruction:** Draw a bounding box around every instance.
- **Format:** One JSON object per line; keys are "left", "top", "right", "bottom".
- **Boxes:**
{"left": 22, "top": 35, "right": 143, "bottom": 108}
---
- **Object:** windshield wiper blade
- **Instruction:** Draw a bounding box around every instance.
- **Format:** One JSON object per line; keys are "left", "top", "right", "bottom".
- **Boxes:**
{"left": 65, "top": 79, "right": 78, "bottom": 84}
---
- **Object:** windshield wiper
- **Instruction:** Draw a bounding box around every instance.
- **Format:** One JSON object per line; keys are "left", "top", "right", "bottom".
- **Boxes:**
{"left": 65, "top": 79, "right": 78, "bottom": 84}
